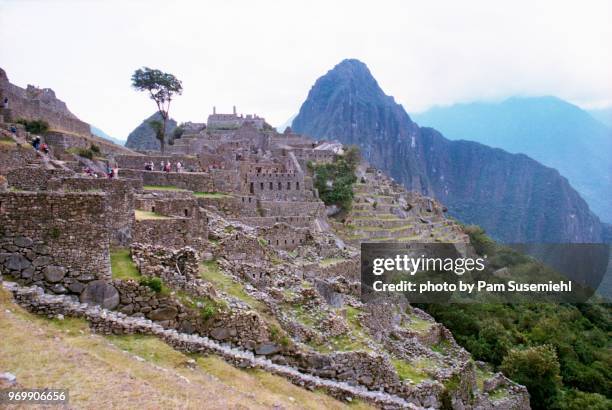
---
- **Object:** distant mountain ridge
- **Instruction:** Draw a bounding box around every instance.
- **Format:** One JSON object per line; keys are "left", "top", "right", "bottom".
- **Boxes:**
{"left": 90, "top": 125, "right": 126, "bottom": 147}
{"left": 292, "top": 59, "right": 603, "bottom": 243}
{"left": 411, "top": 97, "right": 612, "bottom": 222}
{"left": 588, "top": 107, "right": 612, "bottom": 128}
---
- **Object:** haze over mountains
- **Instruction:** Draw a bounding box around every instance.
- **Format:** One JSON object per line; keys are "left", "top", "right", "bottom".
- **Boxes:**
{"left": 292, "top": 59, "right": 603, "bottom": 243}
{"left": 412, "top": 97, "right": 612, "bottom": 223}
{"left": 90, "top": 125, "right": 126, "bottom": 146}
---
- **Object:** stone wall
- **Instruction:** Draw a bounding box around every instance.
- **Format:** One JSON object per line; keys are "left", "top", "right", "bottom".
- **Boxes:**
{"left": 119, "top": 169, "right": 216, "bottom": 192}
{"left": 5, "top": 282, "right": 425, "bottom": 409}
{"left": 313, "top": 259, "right": 360, "bottom": 281}
{"left": 245, "top": 171, "right": 311, "bottom": 201}
{"left": 133, "top": 217, "right": 208, "bottom": 251}
{"left": 239, "top": 215, "right": 312, "bottom": 228}
{"left": 53, "top": 178, "right": 141, "bottom": 245}
{"left": 259, "top": 200, "right": 326, "bottom": 218}
{"left": 210, "top": 169, "right": 241, "bottom": 192}
{"left": 258, "top": 223, "right": 311, "bottom": 251}
{"left": 0, "top": 145, "right": 38, "bottom": 175}
{"left": 135, "top": 196, "right": 200, "bottom": 218}
{"left": 116, "top": 154, "right": 201, "bottom": 172}
{"left": 44, "top": 131, "right": 130, "bottom": 156}
{"left": 0, "top": 191, "right": 111, "bottom": 293}
{"left": 6, "top": 167, "right": 74, "bottom": 191}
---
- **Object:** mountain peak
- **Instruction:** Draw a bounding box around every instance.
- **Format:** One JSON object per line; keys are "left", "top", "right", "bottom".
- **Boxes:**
{"left": 323, "top": 58, "right": 380, "bottom": 90}
{"left": 331, "top": 58, "right": 370, "bottom": 73}
{"left": 293, "top": 63, "right": 603, "bottom": 243}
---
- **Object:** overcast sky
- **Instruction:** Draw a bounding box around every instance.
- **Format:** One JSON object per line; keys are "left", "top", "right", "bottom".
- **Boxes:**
{"left": 1, "top": 0, "right": 610, "bottom": 140}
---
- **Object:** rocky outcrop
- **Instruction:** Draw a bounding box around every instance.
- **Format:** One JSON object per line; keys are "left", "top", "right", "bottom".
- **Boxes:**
{"left": 125, "top": 112, "right": 177, "bottom": 151}
{"left": 0, "top": 67, "right": 90, "bottom": 135}
{"left": 292, "top": 59, "right": 603, "bottom": 243}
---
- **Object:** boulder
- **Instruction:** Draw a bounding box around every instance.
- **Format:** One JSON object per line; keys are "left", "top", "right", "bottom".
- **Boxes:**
{"left": 67, "top": 282, "right": 85, "bottom": 293}
{"left": 148, "top": 306, "right": 178, "bottom": 321}
{"left": 80, "top": 280, "right": 120, "bottom": 310}
{"left": 20, "top": 267, "right": 34, "bottom": 279}
{"left": 43, "top": 266, "right": 66, "bottom": 283}
{"left": 210, "top": 327, "right": 231, "bottom": 341}
{"left": 14, "top": 237, "right": 33, "bottom": 248}
{"left": 32, "top": 255, "right": 53, "bottom": 268}
{"left": 255, "top": 342, "right": 281, "bottom": 355}
{"left": 6, "top": 254, "right": 31, "bottom": 271}
{"left": 50, "top": 284, "right": 68, "bottom": 294}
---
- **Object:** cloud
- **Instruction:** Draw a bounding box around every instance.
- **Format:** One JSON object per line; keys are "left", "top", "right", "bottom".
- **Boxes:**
{"left": 1, "top": 0, "right": 610, "bottom": 137}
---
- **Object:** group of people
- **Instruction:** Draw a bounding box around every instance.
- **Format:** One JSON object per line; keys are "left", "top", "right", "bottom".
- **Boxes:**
{"left": 80, "top": 164, "right": 117, "bottom": 179}
{"left": 30, "top": 136, "right": 49, "bottom": 154}
{"left": 144, "top": 160, "right": 184, "bottom": 173}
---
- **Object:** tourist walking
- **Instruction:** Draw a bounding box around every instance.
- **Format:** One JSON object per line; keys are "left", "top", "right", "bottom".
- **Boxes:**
{"left": 176, "top": 161, "right": 182, "bottom": 172}
{"left": 31, "top": 136, "right": 41, "bottom": 151}
{"left": 160, "top": 160, "right": 165, "bottom": 171}
{"left": 3, "top": 97, "right": 8, "bottom": 109}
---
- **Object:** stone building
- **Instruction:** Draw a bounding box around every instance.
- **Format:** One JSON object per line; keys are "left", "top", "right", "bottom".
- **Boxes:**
{"left": 207, "top": 106, "right": 265, "bottom": 130}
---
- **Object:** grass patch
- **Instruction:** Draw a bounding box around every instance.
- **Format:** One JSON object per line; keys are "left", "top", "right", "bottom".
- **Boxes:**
{"left": 110, "top": 248, "right": 141, "bottom": 280}
{"left": 431, "top": 339, "right": 453, "bottom": 355}
{"left": 200, "top": 261, "right": 259, "bottom": 308}
{"left": 135, "top": 209, "right": 172, "bottom": 220}
{"left": 319, "top": 258, "right": 345, "bottom": 267}
{"left": 404, "top": 315, "right": 433, "bottom": 333}
{"left": 0, "top": 136, "right": 16, "bottom": 146}
{"left": 143, "top": 185, "right": 189, "bottom": 192}
{"left": 489, "top": 388, "right": 509, "bottom": 400}
{"left": 2, "top": 290, "right": 365, "bottom": 409}
{"left": 176, "top": 291, "right": 224, "bottom": 321}
{"left": 196, "top": 355, "right": 368, "bottom": 409}
{"left": 391, "top": 359, "right": 429, "bottom": 384}
{"left": 194, "top": 191, "right": 232, "bottom": 198}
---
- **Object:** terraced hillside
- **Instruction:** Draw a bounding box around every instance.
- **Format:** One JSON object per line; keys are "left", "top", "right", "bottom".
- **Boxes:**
{"left": 333, "top": 165, "right": 468, "bottom": 246}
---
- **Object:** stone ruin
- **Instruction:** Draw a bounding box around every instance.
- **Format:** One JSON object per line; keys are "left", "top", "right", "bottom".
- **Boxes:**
{"left": 0, "top": 102, "right": 529, "bottom": 409}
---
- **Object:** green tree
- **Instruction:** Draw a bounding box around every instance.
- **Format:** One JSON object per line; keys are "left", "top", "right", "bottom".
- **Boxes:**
{"left": 501, "top": 345, "right": 562, "bottom": 409}
{"left": 310, "top": 147, "right": 360, "bottom": 211}
{"left": 131, "top": 67, "right": 182, "bottom": 153}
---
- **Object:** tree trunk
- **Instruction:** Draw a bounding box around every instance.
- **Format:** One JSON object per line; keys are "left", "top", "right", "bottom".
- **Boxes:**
{"left": 160, "top": 115, "right": 166, "bottom": 154}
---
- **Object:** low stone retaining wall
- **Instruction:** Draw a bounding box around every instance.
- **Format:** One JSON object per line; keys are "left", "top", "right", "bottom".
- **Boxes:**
{"left": 6, "top": 167, "right": 74, "bottom": 191}
{"left": 3, "top": 281, "right": 415, "bottom": 409}
{"left": 119, "top": 169, "right": 216, "bottom": 192}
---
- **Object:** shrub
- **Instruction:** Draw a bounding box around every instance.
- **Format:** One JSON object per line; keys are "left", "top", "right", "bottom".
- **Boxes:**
{"left": 464, "top": 225, "right": 496, "bottom": 256}
{"left": 77, "top": 148, "right": 94, "bottom": 159}
{"left": 501, "top": 345, "right": 562, "bottom": 409}
{"left": 139, "top": 277, "right": 163, "bottom": 293}
{"left": 311, "top": 146, "right": 360, "bottom": 211}
{"left": 89, "top": 143, "right": 100, "bottom": 154}
{"left": 200, "top": 304, "right": 217, "bottom": 320}
{"left": 16, "top": 118, "right": 49, "bottom": 134}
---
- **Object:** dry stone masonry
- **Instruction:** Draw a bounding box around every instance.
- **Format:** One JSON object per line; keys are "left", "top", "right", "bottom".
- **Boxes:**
{"left": 0, "top": 102, "right": 529, "bottom": 409}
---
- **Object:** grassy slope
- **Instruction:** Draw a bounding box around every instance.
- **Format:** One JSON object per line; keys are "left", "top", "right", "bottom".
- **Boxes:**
{"left": 0, "top": 287, "right": 370, "bottom": 410}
